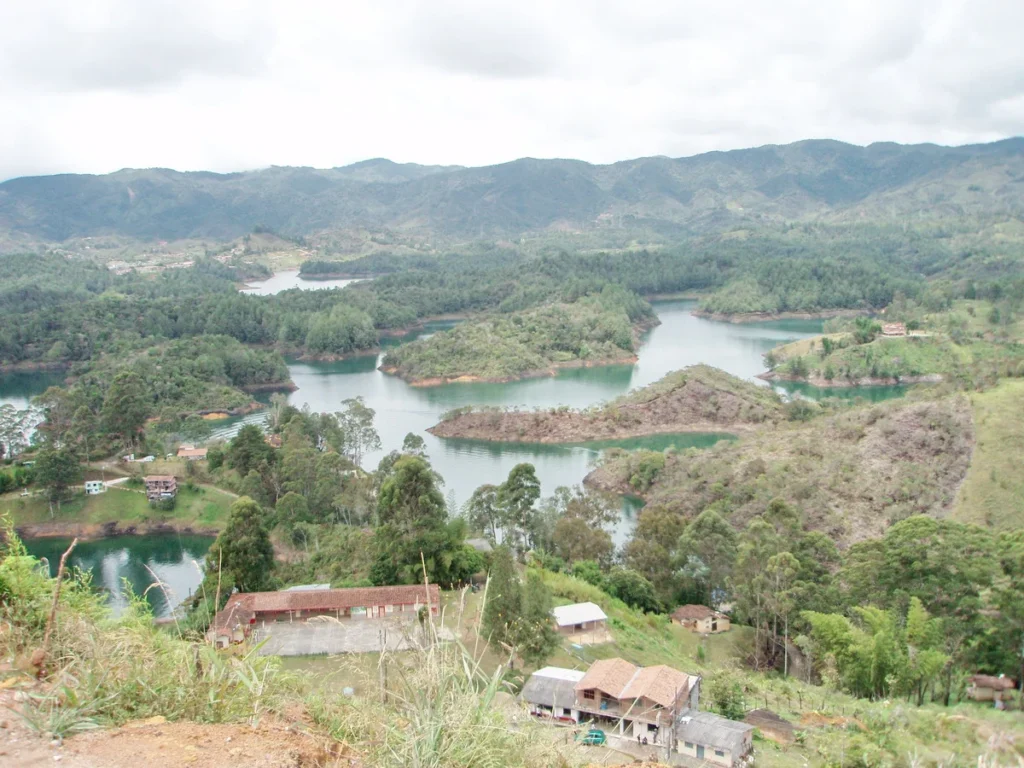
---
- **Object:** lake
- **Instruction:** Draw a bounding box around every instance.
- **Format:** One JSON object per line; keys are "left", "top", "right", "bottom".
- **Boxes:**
{"left": 23, "top": 535, "right": 215, "bottom": 618}
{"left": 240, "top": 269, "right": 365, "bottom": 295}
{"left": 4, "top": 299, "right": 906, "bottom": 612}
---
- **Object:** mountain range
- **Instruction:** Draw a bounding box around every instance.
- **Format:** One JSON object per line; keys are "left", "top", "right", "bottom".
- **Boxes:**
{"left": 1, "top": 138, "right": 1022, "bottom": 244}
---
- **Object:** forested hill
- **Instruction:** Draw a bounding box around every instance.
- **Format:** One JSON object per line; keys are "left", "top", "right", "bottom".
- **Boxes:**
{"left": 1, "top": 138, "right": 1023, "bottom": 243}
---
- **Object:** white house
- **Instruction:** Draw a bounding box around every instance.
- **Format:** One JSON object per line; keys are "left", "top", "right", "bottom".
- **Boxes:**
{"left": 84, "top": 480, "right": 105, "bottom": 495}
{"left": 552, "top": 602, "right": 610, "bottom": 643}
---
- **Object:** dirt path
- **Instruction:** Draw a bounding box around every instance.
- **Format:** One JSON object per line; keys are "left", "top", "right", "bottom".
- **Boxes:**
{"left": 0, "top": 690, "right": 353, "bottom": 768}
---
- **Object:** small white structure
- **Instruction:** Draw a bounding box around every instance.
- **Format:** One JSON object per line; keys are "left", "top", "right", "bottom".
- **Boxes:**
{"left": 552, "top": 602, "right": 610, "bottom": 644}
{"left": 283, "top": 584, "right": 332, "bottom": 592}
{"left": 84, "top": 480, "right": 105, "bottom": 495}
{"left": 520, "top": 666, "right": 585, "bottom": 722}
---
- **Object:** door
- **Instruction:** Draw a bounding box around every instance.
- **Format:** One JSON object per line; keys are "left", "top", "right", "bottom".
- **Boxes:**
{"left": 696, "top": 745, "right": 705, "bottom": 759}
{"left": 378, "top": 605, "right": 386, "bottom": 617}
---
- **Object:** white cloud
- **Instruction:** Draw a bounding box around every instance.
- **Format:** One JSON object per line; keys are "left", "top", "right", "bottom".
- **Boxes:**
{"left": 0, "top": 0, "right": 1021, "bottom": 180}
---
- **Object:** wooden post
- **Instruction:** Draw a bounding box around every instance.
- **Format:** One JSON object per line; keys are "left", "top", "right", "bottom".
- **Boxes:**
{"left": 37, "top": 538, "right": 78, "bottom": 678}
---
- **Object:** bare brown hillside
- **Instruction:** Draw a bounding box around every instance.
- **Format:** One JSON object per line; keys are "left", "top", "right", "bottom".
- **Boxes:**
{"left": 429, "top": 365, "right": 782, "bottom": 443}
{"left": 586, "top": 395, "right": 975, "bottom": 545}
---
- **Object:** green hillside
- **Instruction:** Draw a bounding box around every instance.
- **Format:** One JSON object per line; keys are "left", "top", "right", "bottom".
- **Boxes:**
{"left": 2, "top": 138, "right": 1022, "bottom": 245}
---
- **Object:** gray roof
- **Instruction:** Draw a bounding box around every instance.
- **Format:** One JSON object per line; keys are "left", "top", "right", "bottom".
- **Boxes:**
{"left": 466, "top": 537, "right": 494, "bottom": 553}
{"left": 521, "top": 668, "right": 585, "bottom": 709}
{"left": 676, "top": 711, "right": 754, "bottom": 754}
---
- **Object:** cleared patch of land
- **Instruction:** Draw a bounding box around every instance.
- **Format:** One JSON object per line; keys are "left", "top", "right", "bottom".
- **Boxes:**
{"left": 586, "top": 395, "right": 975, "bottom": 546}
{"left": 952, "top": 380, "right": 1024, "bottom": 530}
{"left": 3, "top": 484, "right": 236, "bottom": 538}
{"left": 429, "top": 365, "right": 782, "bottom": 443}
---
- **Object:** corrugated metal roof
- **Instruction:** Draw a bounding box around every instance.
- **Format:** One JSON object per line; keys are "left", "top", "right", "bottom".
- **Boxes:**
{"left": 552, "top": 602, "right": 608, "bottom": 627}
{"left": 521, "top": 669, "right": 583, "bottom": 708}
{"left": 284, "top": 584, "right": 332, "bottom": 592}
{"left": 533, "top": 666, "right": 586, "bottom": 682}
{"left": 676, "top": 711, "right": 754, "bottom": 753}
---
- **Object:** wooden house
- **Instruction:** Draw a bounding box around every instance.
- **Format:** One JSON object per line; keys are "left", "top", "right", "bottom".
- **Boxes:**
{"left": 671, "top": 604, "right": 731, "bottom": 633}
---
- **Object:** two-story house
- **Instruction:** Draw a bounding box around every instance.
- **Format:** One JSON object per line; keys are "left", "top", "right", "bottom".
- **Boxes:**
{"left": 573, "top": 658, "right": 700, "bottom": 746}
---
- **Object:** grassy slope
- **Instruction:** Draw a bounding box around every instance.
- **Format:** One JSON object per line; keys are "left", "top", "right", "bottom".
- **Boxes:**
{"left": 1, "top": 484, "right": 236, "bottom": 530}
{"left": 778, "top": 335, "right": 973, "bottom": 382}
{"left": 953, "top": 380, "right": 1024, "bottom": 530}
{"left": 588, "top": 395, "right": 975, "bottom": 545}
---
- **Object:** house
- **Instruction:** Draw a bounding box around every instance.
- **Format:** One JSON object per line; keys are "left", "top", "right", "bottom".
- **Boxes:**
{"left": 573, "top": 658, "right": 700, "bottom": 746}
{"left": 84, "top": 480, "right": 105, "bottom": 495}
{"left": 206, "top": 583, "right": 441, "bottom": 648}
{"left": 466, "top": 537, "right": 493, "bottom": 553}
{"left": 882, "top": 322, "right": 907, "bottom": 337}
{"left": 966, "top": 674, "right": 1017, "bottom": 703}
{"left": 177, "top": 445, "right": 208, "bottom": 461}
{"left": 552, "top": 602, "right": 610, "bottom": 644}
{"left": 265, "top": 434, "right": 283, "bottom": 449}
{"left": 675, "top": 711, "right": 755, "bottom": 766}
{"left": 520, "top": 666, "right": 585, "bottom": 722}
{"left": 143, "top": 475, "right": 177, "bottom": 501}
{"left": 672, "top": 604, "right": 731, "bottom": 633}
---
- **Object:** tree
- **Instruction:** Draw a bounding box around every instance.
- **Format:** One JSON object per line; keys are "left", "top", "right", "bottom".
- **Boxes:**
{"left": 34, "top": 447, "right": 81, "bottom": 516}
{"left": 337, "top": 397, "right": 381, "bottom": 467}
{"left": 497, "top": 463, "right": 541, "bottom": 555}
{"left": 516, "top": 572, "right": 559, "bottom": 667}
{"left": 0, "top": 404, "right": 35, "bottom": 460}
{"left": 402, "top": 432, "right": 427, "bottom": 456}
{"left": 69, "top": 406, "right": 97, "bottom": 460}
{"left": 34, "top": 387, "right": 78, "bottom": 448}
{"left": 482, "top": 546, "right": 522, "bottom": 654}
{"left": 208, "top": 496, "right": 274, "bottom": 593}
{"left": 101, "top": 370, "right": 150, "bottom": 450}
{"left": 227, "top": 424, "right": 275, "bottom": 477}
{"left": 605, "top": 568, "right": 661, "bottom": 613}
{"left": 676, "top": 508, "right": 737, "bottom": 608}
{"left": 377, "top": 455, "right": 447, "bottom": 532}
{"left": 465, "top": 484, "right": 501, "bottom": 542}
{"left": 547, "top": 486, "right": 618, "bottom": 566}
{"left": 622, "top": 506, "right": 686, "bottom": 602}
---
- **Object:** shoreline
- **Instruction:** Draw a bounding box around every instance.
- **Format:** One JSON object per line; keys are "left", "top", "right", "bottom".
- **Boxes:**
{"left": 691, "top": 308, "right": 869, "bottom": 324}
{"left": 0, "top": 360, "right": 70, "bottom": 374}
{"left": 14, "top": 519, "right": 221, "bottom": 541}
{"left": 380, "top": 353, "right": 641, "bottom": 387}
{"left": 428, "top": 420, "right": 742, "bottom": 444}
{"left": 758, "top": 371, "right": 942, "bottom": 387}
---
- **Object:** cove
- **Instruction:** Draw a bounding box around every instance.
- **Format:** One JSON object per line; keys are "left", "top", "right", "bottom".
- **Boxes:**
{"left": 240, "top": 270, "right": 365, "bottom": 295}
{"left": 23, "top": 535, "right": 214, "bottom": 618}
{"left": 236, "top": 301, "right": 837, "bottom": 517}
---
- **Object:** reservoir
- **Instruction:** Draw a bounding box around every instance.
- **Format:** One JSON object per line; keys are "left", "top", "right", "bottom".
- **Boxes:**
{"left": 6, "top": 299, "right": 905, "bottom": 612}
{"left": 240, "top": 269, "right": 365, "bottom": 295}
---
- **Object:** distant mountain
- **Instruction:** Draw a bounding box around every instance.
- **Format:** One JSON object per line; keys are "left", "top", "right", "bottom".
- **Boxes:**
{"left": 1, "top": 138, "right": 1022, "bottom": 244}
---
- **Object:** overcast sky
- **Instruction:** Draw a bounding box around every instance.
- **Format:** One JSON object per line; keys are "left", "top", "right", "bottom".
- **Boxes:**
{"left": 1, "top": 0, "right": 1022, "bottom": 180}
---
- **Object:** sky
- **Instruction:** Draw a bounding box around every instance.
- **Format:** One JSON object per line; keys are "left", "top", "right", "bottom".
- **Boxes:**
{"left": 1, "top": 0, "right": 1022, "bottom": 180}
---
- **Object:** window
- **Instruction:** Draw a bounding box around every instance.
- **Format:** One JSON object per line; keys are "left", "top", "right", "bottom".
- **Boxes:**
{"left": 583, "top": 690, "right": 595, "bottom": 700}
{"left": 684, "top": 742, "right": 694, "bottom": 749}
{"left": 715, "top": 750, "right": 725, "bottom": 757}
{"left": 562, "top": 708, "right": 572, "bottom": 716}
{"left": 574, "top": 623, "right": 583, "bottom": 631}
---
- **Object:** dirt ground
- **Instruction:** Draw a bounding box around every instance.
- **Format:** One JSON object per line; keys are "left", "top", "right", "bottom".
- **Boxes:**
{"left": 0, "top": 691, "right": 357, "bottom": 768}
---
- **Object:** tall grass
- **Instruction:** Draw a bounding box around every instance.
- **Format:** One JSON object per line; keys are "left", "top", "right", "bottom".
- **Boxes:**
{"left": 0, "top": 526, "right": 290, "bottom": 737}
{"left": 308, "top": 589, "right": 581, "bottom": 768}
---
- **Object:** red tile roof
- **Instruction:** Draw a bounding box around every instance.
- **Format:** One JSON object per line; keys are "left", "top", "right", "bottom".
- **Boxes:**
{"left": 209, "top": 584, "right": 441, "bottom": 634}
{"left": 177, "top": 447, "right": 208, "bottom": 458}
{"left": 575, "top": 658, "right": 694, "bottom": 709}
{"left": 143, "top": 475, "right": 176, "bottom": 483}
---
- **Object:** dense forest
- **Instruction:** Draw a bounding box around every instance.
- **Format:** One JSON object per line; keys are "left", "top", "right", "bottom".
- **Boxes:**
{"left": 381, "top": 287, "right": 655, "bottom": 383}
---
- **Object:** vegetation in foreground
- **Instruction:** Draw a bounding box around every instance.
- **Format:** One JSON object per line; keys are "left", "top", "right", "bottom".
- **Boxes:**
{"left": 429, "top": 364, "right": 783, "bottom": 442}
{"left": 380, "top": 288, "right": 656, "bottom": 383}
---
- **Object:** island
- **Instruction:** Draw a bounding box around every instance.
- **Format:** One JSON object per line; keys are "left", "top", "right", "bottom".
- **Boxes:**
{"left": 379, "top": 290, "right": 658, "bottom": 385}
{"left": 428, "top": 365, "right": 782, "bottom": 442}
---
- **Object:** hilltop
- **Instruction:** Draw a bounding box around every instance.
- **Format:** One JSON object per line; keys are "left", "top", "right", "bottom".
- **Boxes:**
{"left": 586, "top": 394, "right": 975, "bottom": 546}
{"left": 1, "top": 138, "right": 1023, "bottom": 247}
{"left": 429, "top": 365, "right": 782, "bottom": 442}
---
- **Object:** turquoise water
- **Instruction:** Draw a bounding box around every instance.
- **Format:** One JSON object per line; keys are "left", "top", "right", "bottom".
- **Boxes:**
{"left": 23, "top": 535, "right": 215, "bottom": 618}
{"left": 3, "top": 301, "right": 910, "bottom": 611}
